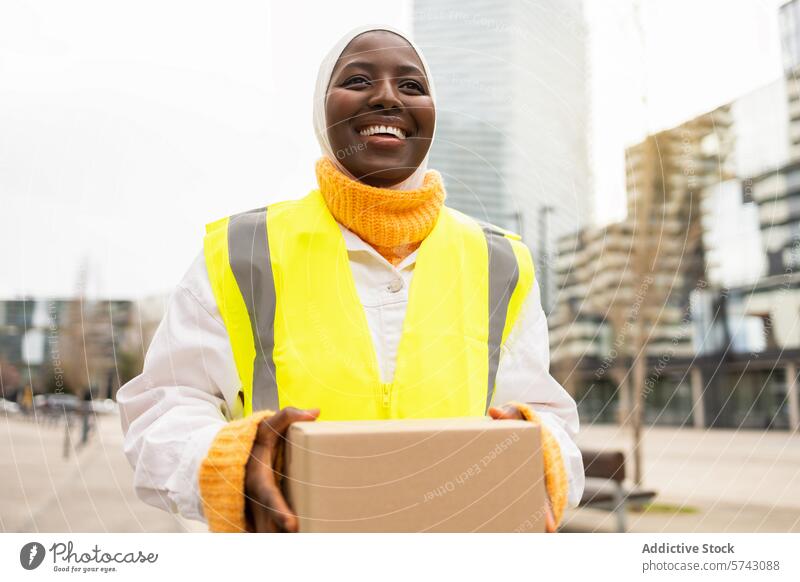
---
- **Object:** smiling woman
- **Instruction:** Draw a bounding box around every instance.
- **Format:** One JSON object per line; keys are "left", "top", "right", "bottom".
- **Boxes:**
{"left": 117, "top": 25, "right": 584, "bottom": 535}
{"left": 320, "top": 29, "right": 436, "bottom": 187}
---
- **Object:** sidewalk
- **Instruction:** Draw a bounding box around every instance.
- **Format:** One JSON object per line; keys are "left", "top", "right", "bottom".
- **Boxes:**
{"left": 2, "top": 413, "right": 798, "bottom": 532}
{"left": 0, "top": 413, "right": 207, "bottom": 533}
{"left": 561, "top": 423, "right": 800, "bottom": 532}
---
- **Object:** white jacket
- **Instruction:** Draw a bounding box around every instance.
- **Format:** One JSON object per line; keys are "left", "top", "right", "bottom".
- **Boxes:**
{"left": 118, "top": 222, "right": 585, "bottom": 524}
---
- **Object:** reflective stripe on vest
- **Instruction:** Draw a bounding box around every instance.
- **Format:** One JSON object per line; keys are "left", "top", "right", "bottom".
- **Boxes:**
{"left": 226, "top": 208, "right": 279, "bottom": 413}
{"left": 483, "top": 226, "right": 519, "bottom": 412}
{"left": 204, "top": 191, "right": 534, "bottom": 419}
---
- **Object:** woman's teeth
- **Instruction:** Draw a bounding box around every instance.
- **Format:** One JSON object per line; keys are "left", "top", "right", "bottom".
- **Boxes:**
{"left": 358, "top": 125, "right": 407, "bottom": 139}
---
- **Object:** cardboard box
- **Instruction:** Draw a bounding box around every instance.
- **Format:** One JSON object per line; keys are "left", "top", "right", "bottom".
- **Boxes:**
{"left": 283, "top": 417, "right": 545, "bottom": 532}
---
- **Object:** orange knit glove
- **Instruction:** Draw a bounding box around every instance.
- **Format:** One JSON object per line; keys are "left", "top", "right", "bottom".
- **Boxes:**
{"left": 509, "top": 402, "right": 569, "bottom": 529}
{"left": 198, "top": 410, "right": 275, "bottom": 532}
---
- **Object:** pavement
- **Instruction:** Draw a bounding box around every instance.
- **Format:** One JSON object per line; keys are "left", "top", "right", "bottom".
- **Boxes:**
{"left": 561, "top": 423, "right": 800, "bottom": 533}
{"left": 1, "top": 412, "right": 798, "bottom": 533}
{"left": 0, "top": 412, "right": 206, "bottom": 533}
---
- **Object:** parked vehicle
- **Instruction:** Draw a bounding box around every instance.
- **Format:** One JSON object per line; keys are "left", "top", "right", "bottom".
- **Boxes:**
{"left": 33, "top": 393, "right": 81, "bottom": 413}
{"left": 0, "top": 398, "right": 21, "bottom": 414}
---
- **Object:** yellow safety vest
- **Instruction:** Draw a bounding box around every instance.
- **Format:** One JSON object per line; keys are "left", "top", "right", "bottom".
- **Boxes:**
{"left": 203, "top": 190, "right": 534, "bottom": 420}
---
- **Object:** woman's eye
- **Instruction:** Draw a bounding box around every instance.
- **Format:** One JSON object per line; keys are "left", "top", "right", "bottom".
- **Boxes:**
{"left": 401, "top": 80, "right": 425, "bottom": 93}
{"left": 343, "top": 76, "right": 370, "bottom": 87}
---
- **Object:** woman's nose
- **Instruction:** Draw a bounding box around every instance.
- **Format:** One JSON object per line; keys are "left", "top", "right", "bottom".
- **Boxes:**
{"left": 367, "top": 78, "right": 403, "bottom": 109}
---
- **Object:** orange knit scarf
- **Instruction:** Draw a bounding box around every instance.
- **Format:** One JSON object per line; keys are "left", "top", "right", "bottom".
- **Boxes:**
{"left": 315, "top": 157, "right": 446, "bottom": 266}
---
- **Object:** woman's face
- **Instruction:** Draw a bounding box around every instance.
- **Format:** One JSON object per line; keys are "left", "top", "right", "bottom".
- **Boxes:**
{"left": 325, "top": 30, "right": 435, "bottom": 188}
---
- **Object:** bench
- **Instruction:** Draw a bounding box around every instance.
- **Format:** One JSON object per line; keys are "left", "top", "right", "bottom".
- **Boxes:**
{"left": 578, "top": 449, "right": 657, "bottom": 532}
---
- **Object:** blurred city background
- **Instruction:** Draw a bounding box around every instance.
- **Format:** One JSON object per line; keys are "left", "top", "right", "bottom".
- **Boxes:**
{"left": 1, "top": 0, "right": 799, "bottom": 532}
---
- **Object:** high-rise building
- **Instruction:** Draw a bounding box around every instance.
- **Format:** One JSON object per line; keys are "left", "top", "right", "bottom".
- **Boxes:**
{"left": 413, "top": 0, "right": 591, "bottom": 309}
{"left": 720, "top": 0, "right": 800, "bottom": 366}
{"left": 781, "top": 0, "right": 800, "bottom": 161}
{"left": 700, "top": 80, "right": 789, "bottom": 290}
{"left": 539, "top": 2, "right": 800, "bottom": 432}
{"left": 548, "top": 106, "right": 736, "bottom": 427}
{"left": 549, "top": 84, "right": 800, "bottom": 431}
{"left": 782, "top": 0, "right": 800, "bottom": 73}
{"left": 748, "top": 0, "right": 800, "bottom": 278}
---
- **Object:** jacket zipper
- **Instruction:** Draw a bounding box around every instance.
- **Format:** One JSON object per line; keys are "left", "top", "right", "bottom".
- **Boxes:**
{"left": 381, "top": 382, "right": 392, "bottom": 412}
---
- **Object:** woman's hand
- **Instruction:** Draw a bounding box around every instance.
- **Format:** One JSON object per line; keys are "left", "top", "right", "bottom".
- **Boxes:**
{"left": 487, "top": 404, "right": 525, "bottom": 420}
{"left": 488, "top": 403, "right": 557, "bottom": 533}
{"left": 245, "top": 406, "right": 320, "bottom": 532}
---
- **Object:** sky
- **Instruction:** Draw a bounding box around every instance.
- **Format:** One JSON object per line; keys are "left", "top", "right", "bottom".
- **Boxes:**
{"left": 0, "top": 0, "right": 786, "bottom": 299}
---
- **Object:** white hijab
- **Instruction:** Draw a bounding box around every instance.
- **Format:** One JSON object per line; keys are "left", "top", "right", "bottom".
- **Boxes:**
{"left": 312, "top": 25, "right": 437, "bottom": 191}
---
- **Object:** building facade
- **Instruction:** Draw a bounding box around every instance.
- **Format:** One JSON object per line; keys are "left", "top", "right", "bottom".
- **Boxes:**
{"left": 547, "top": 104, "right": 800, "bottom": 430}
{"left": 0, "top": 298, "right": 142, "bottom": 401}
{"left": 550, "top": 83, "right": 800, "bottom": 431}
